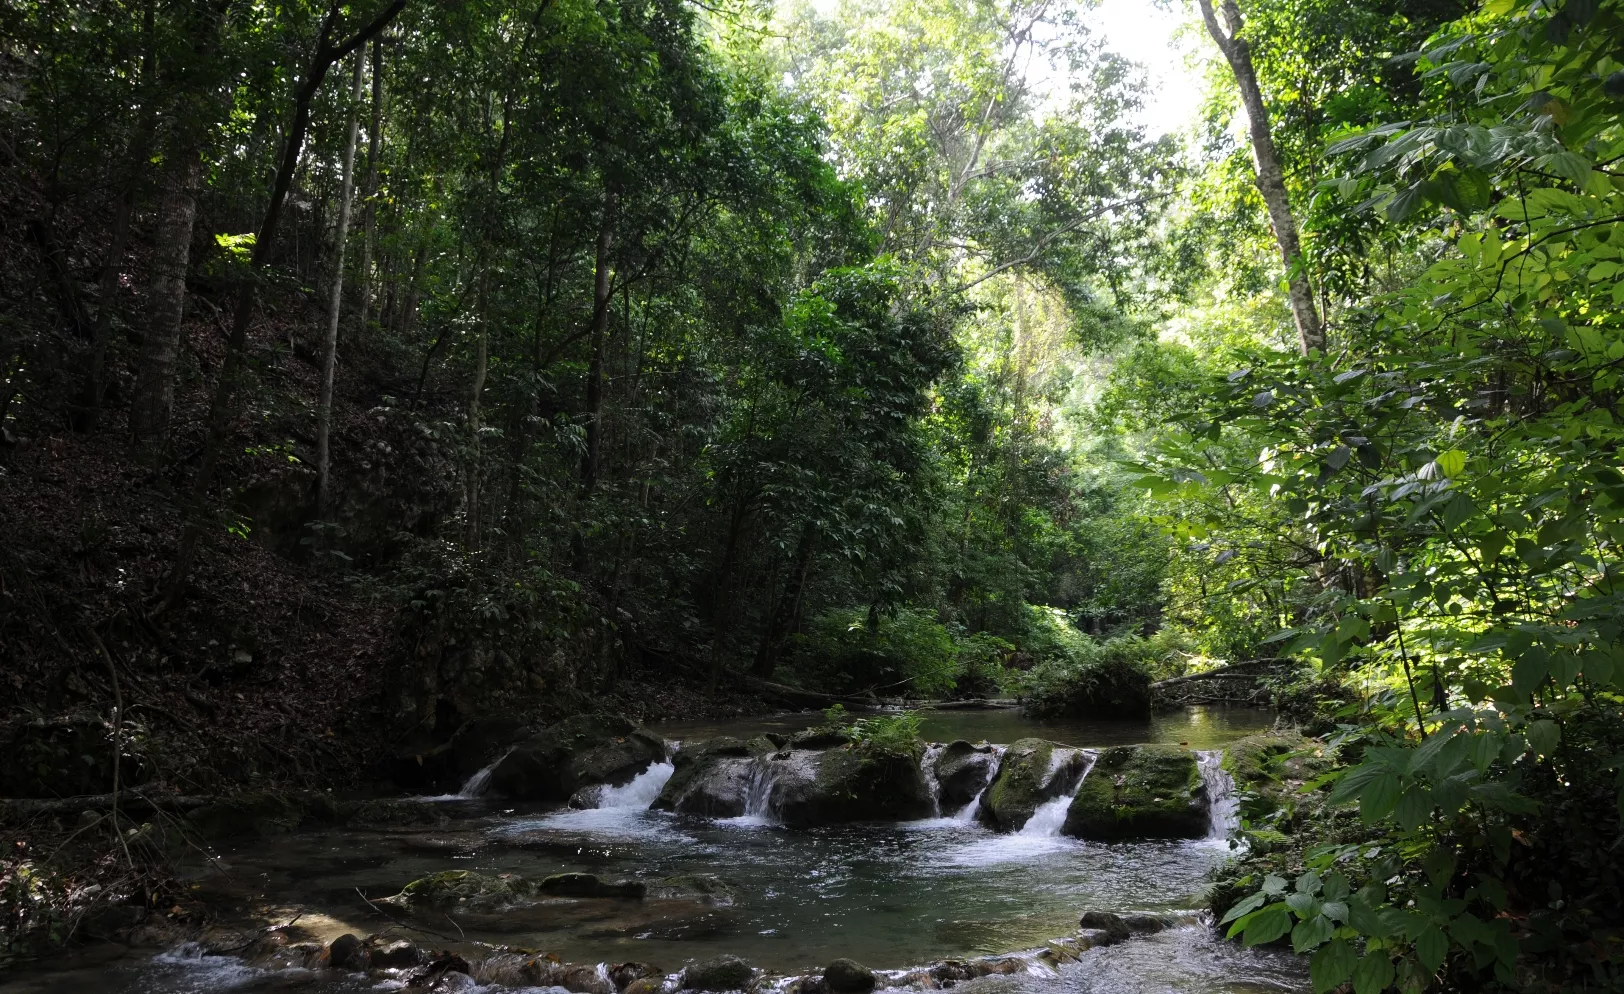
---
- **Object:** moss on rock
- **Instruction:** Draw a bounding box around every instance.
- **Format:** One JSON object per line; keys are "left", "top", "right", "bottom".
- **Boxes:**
{"left": 977, "top": 738, "right": 1086, "bottom": 831}
{"left": 1062, "top": 745, "right": 1207, "bottom": 840}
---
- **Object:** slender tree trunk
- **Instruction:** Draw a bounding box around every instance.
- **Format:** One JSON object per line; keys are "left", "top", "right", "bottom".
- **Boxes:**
{"left": 580, "top": 194, "right": 616, "bottom": 492}
{"left": 356, "top": 37, "right": 384, "bottom": 335}
{"left": 1197, "top": 0, "right": 1324, "bottom": 355}
{"left": 162, "top": 0, "right": 406, "bottom": 610}
{"left": 465, "top": 272, "right": 490, "bottom": 549}
{"left": 129, "top": 147, "right": 201, "bottom": 444}
{"left": 316, "top": 54, "right": 365, "bottom": 513}
{"left": 752, "top": 524, "right": 816, "bottom": 680}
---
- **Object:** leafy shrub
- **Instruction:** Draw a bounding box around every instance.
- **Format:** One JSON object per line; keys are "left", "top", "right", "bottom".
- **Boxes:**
{"left": 1005, "top": 615, "right": 1188, "bottom": 718}
{"left": 820, "top": 704, "right": 925, "bottom": 759}
{"left": 785, "top": 607, "right": 963, "bottom": 696}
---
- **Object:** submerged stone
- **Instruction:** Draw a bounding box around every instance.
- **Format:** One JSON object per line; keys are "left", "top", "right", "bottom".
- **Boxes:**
{"left": 822, "top": 958, "right": 877, "bottom": 994}
{"left": 381, "top": 869, "right": 535, "bottom": 910}
{"left": 680, "top": 954, "right": 755, "bottom": 991}
{"left": 539, "top": 871, "right": 647, "bottom": 899}
{"left": 976, "top": 738, "right": 1087, "bottom": 831}
{"left": 1063, "top": 745, "right": 1207, "bottom": 840}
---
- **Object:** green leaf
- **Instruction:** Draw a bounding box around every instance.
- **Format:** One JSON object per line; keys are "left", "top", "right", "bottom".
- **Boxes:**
{"left": 1415, "top": 924, "right": 1448, "bottom": 973}
{"left": 1353, "top": 953, "right": 1397, "bottom": 994}
{"left": 1243, "top": 904, "right": 1294, "bottom": 946}
{"left": 1287, "top": 891, "right": 1322, "bottom": 918}
{"left": 1361, "top": 772, "right": 1403, "bottom": 824}
{"left": 1511, "top": 647, "right": 1549, "bottom": 696}
{"left": 1395, "top": 784, "right": 1432, "bottom": 831}
{"left": 1435, "top": 449, "right": 1467, "bottom": 477}
{"left": 1292, "top": 914, "right": 1337, "bottom": 952}
{"left": 1526, "top": 719, "right": 1560, "bottom": 757}
{"left": 1311, "top": 939, "right": 1359, "bottom": 994}
{"left": 1220, "top": 890, "right": 1268, "bottom": 924}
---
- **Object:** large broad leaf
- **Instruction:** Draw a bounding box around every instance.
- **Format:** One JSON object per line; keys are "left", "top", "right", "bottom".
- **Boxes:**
{"left": 1360, "top": 772, "right": 1403, "bottom": 824}
{"left": 1242, "top": 904, "right": 1294, "bottom": 947}
{"left": 1292, "top": 914, "right": 1336, "bottom": 953}
{"left": 1353, "top": 953, "right": 1397, "bottom": 994}
{"left": 1310, "top": 939, "right": 1358, "bottom": 994}
{"left": 1415, "top": 924, "right": 1449, "bottom": 973}
{"left": 1526, "top": 719, "right": 1560, "bottom": 757}
{"left": 1220, "top": 890, "right": 1268, "bottom": 925}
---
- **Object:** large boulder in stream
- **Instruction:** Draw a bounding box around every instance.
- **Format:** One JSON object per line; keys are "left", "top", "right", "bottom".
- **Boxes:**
{"left": 652, "top": 737, "right": 764, "bottom": 818}
{"left": 486, "top": 715, "right": 667, "bottom": 801}
{"left": 769, "top": 745, "right": 935, "bottom": 826}
{"left": 933, "top": 740, "right": 998, "bottom": 811}
{"left": 976, "top": 738, "right": 1088, "bottom": 831}
{"left": 1063, "top": 744, "right": 1208, "bottom": 840}
{"left": 653, "top": 733, "right": 933, "bottom": 826}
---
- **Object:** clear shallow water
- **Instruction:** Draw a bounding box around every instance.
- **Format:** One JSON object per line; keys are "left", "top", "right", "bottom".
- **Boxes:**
{"left": 3, "top": 707, "right": 1302, "bottom": 993}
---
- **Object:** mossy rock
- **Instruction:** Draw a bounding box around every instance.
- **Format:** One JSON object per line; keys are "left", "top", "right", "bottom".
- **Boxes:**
{"left": 1223, "top": 732, "right": 1334, "bottom": 830}
{"left": 382, "top": 870, "right": 535, "bottom": 910}
{"left": 772, "top": 745, "right": 934, "bottom": 826}
{"left": 1063, "top": 745, "right": 1206, "bottom": 840}
{"left": 977, "top": 738, "right": 1086, "bottom": 831}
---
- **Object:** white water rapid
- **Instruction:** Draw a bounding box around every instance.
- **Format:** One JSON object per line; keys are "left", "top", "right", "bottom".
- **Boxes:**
{"left": 455, "top": 746, "right": 513, "bottom": 798}
{"left": 600, "top": 760, "right": 676, "bottom": 808}
{"left": 730, "top": 757, "right": 781, "bottom": 826}
{"left": 1197, "top": 749, "right": 1239, "bottom": 840}
{"left": 1017, "top": 749, "right": 1097, "bottom": 838}
{"left": 951, "top": 744, "right": 1006, "bottom": 822}
{"left": 920, "top": 742, "right": 946, "bottom": 816}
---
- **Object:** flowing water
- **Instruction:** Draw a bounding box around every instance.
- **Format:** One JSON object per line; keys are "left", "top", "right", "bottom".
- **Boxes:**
{"left": 5, "top": 706, "right": 1305, "bottom": 994}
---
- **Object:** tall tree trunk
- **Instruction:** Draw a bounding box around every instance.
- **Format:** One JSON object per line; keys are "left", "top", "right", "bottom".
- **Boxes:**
{"left": 316, "top": 53, "right": 365, "bottom": 513}
{"left": 752, "top": 524, "right": 816, "bottom": 680}
{"left": 465, "top": 272, "right": 490, "bottom": 549}
{"left": 356, "top": 37, "right": 385, "bottom": 335}
{"left": 1197, "top": 0, "right": 1324, "bottom": 355}
{"left": 128, "top": 147, "right": 201, "bottom": 444}
{"left": 162, "top": 0, "right": 406, "bottom": 610}
{"left": 580, "top": 194, "right": 616, "bottom": 492}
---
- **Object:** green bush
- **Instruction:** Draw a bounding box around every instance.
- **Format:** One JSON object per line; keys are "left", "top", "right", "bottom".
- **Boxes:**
{"left": 1005, "top": 615, "right": 1189, "bottom": 718}
{"left": 785, "top": 607, "right": 963, "bottom": 696}
{"left": 820, "top": 705, "right": 925, "bottom": 760}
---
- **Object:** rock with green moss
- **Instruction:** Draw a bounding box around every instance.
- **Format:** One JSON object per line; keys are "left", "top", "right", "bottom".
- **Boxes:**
{"left": 1062, "top": 745, "right": 1207, "bottom": 840}
{"left": 976, "top": 738, "right": 1087, "bottom": 831}
{"left": 380, "top": 869, "right": 536, "bottom": 910}
{"left": 770, "top": 743, "right": 934, "bottom": 826}
{"left": 486, "top": 715, "right": 667, "bottom": 801}
{"left": 1222, "top": 731, "right": 1333, "bottom": 831}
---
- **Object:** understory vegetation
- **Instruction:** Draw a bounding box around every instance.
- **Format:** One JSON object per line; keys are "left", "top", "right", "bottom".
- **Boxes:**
{"left": 3, "top": 0, "right": 1624, "bottom": 987}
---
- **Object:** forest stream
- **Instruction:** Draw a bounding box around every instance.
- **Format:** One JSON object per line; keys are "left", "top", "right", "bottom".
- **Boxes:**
{"left": 3, "top": 707, "right": 1306, "bottom": 994}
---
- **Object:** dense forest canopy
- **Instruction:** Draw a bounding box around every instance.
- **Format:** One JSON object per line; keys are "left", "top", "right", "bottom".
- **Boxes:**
{"left": 4, "top": 0, "right": 1624, "bottom": 989}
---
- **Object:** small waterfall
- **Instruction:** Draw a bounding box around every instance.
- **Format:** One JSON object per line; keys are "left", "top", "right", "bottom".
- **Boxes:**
{"left": 1198, "top": 750, "right": 1239, "bottom": 840}
{"left": 598, "top": 761, "right": 675, "bottom": 809}
{"left": 920, "top": 743, "right": 946, "bottom": 817}
{"left": 951, "top": 744, "right": 1006, "bottom": 822}
{"left": 735, "top": 758, "right": 780, "bottom": 825}
{"left": 457, "top": 747, "right": 514, "bottom": 798}
{"left": 1016, "top": 750, "right": 1095, "bottom": 838}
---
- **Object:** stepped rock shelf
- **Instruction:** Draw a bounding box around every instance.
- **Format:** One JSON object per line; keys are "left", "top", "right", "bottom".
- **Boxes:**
{"left": 9, "top": 707, "right": 1303, "bottom": 994}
